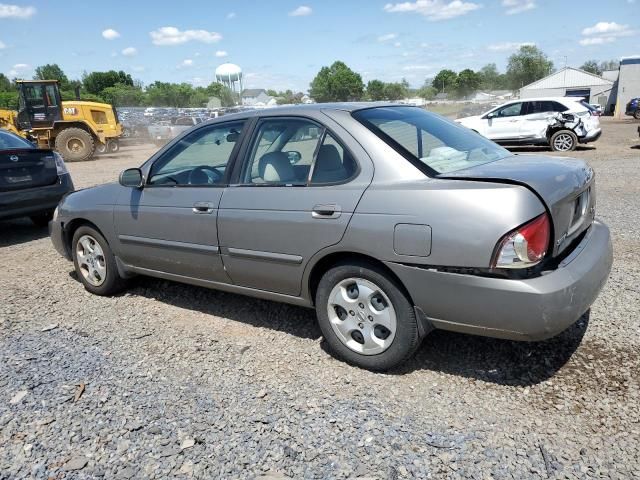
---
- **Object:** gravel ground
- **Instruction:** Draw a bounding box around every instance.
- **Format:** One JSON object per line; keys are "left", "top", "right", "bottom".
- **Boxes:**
{"left": 1, "top": 118, "right": 639, "bottom": 479}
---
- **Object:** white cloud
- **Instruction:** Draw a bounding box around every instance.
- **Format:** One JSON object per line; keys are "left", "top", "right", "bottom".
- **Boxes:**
{"left": 102, "top": 28, "right": 120, "bottom": 40}
{"left": 402, "top": 64, "right": 433, "bottom": 71}
{"left": 121, "top": 47, "right": 137, "bottom": 56}
{"left": 8, "top": 63, "right": 29, "bottom": 76}
{"left": 502, "top": 0, "right": 536, "bottom": 15}
{"left": 378, "top": 33, "right": 397, "bottom": 42}
{"left": 0, "top": 3, "right": 36, "bottom": 19}
{"left": 12, "top": 63, "right": 28, "bottom": 69}
{"left": 131, "top": 65, "right": 145, "bottom": 72}
{"left": 487, "top": 41, "right": 534, "bottom": 51}
{"left": 383, "top": 0, "right": 481, "bottom": 21}
{"left": 289, "top": 5, "right": 312, "bottom": 16}
{"left": 394, "top": 41, "right": 402, "bottom": 47}
{"left": 180, "top": 59, "right": 194, "bottom": 67}
{"left": 579, "top": 37, "right": 615, "bottom": 46}
{"left": 581, "top": 21, "right": 630, "bottom": 36}
{"left": 215, "top": 50, "right": 228, "bottom": 57}
{"left": 150, "top": 26, "right": 222, "bottom": 46}
{"left": 0, "top": 40, "right": 5, "bottom": 49}
{"left": 580, "top": 21, "right": 636, "bottom": 46}
{"left": 226, "top": 12, "right": 236, "bottom": 19}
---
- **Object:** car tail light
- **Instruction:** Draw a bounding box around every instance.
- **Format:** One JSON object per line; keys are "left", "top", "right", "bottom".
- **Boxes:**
{"left": 492, "top": 214, "right": 551, "bottom": 269}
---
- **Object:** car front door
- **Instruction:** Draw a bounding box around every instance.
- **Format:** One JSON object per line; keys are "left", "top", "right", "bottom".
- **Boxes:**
{"left": 483, "top": 102, "right": 525, "bottom": 141}
{"left": 218, "top": 115, "right": 373, "bottom": 296}
{"left": 113, "top": 120, "right": 245, "bottom": 282}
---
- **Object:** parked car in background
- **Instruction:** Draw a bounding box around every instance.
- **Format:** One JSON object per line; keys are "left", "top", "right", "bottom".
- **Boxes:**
{"left": 0, "top": 129, "right": 73, "bottom": 226}
{"left": 625, "top": 97, "right": 640, "bottom": 119}
{"left": 456, "top": 97, "right": 601, "bottom": 151}
{"left": 148, "top": 116, "right": 207, "bottom": 146}
{"left": 50, "top": 104, "right": 612, "bottom": 370}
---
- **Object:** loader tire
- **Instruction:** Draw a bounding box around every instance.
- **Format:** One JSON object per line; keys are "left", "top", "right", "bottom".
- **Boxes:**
{"left": 55, "top": 128, "right": 95, "bottom": 162}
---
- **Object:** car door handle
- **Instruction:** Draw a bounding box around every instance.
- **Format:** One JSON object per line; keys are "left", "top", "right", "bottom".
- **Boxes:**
{"left": 192, "top": 202, "right": 214, "bottom": 214}
{"left": 312, "top": 204, "right": 341, "bottom": 219}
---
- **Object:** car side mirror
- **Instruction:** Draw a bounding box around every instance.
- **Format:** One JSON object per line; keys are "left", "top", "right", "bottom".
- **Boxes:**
{"left": 119, "top": 168, "right": 144, "bottom": 188}
{"left": 286, "top": 150, "right": 302, "bottom": 164}
{"left": 486, "top": 112, "right": 497, "bottom": 119}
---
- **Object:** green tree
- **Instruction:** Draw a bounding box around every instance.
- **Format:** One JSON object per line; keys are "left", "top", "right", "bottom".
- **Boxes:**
{"left": 417, "top": 83, "right": 437, "bottom": 100}
{"left": 266, "top": 89, "right": 278, "bottom": 97}
{"left": 34, "top": 64, "right": 70, "bottom": 89}
{"left": 506, "top": 45, "right": 553, "bottom": 89}
{"left": 580, "top": 60, "right": 602, "bottom": 76}
{"left": 0, "top": 91, "right": 19, "bottom": 109}
{"left": 384, "top": 80, "right": 409, "bottom": 101}
{"left": 599, "top": 59, "right": 619, "bottom": 72}
{"left": 83, "top": 70, "right": 134, "bottom": 96}
{"left": 432, "top": 69, "right": 458, "bottom": 94}
{"left": 0, "top": 73, "right": 13, "bottom": 92}
{"left": 309, "top": 61, "right": 364, "bottom": 102}
{"left": 455, "top": 69, "right": 482, "bottom": 98}
{"left": 479, "top": 63, "right": 507, "bottom": 90}
{"left": 101, "top": 83, "right": 145, "bottom": 106}
{"left": 145, "top": 81, "right": 194, "bottom": 107}
{"left": 205, "top": 82, "right": 236, "bottom": 107}
{"left": 366, "top": 80, "right": 386, "bottom": 101}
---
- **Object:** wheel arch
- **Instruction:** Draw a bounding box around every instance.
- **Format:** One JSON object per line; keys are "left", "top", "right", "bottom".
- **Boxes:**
{"left": 52, "top": 121, "right": 96, "bottom": 138}
{"left": 306, "top": 251, "right": 415, "bottom": 307}
{"left": 62, "top": 218, "right": 108, "bottom": 257}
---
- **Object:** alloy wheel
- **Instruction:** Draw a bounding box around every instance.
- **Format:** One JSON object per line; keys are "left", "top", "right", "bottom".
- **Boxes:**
{"left": 76, "top": 234, "right": 107, "bottom": 286}
{"left": 553, "top": 133, "right": 574, "bottom": 151}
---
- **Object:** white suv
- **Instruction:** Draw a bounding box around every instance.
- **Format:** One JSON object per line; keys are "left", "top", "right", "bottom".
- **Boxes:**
{"left": 456, "top": 97, "right": 602, "bottom": 152}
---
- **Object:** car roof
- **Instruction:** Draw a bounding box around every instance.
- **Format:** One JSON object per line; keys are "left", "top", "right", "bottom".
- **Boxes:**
{"left": 210, "top": 102, "right": 412, "bottom": 122}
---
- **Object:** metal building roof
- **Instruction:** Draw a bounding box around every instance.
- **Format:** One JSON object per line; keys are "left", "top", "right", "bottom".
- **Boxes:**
{"left": 521, "top": 67, "right": 613, "bottom": 90}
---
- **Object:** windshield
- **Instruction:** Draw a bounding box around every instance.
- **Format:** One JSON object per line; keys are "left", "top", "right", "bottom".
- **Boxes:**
{"left": 0, "top": 130, "right": 35, "bottom": 150}
{"left": 353, "top": 106, "right": 511, "bottom": 175}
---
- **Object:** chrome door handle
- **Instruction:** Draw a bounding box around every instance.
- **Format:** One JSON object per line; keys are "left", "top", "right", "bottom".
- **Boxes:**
{"left": 312, "top": 204, "right": 341, "bottom": 219}
{"left": 192, "top": 202, "right": 214, "bottom": 214}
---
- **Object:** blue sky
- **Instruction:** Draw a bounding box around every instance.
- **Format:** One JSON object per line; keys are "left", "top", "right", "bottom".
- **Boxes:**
{"left": 0, "top": 0, "right": 638, "bottom": 92}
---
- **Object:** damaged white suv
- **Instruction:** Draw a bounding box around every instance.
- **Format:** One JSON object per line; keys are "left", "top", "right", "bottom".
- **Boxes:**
{"left": 456, "top": 97, "right": 601, "bottom": 152}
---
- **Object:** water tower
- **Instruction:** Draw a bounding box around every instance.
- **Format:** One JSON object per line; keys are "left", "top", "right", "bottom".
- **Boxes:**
{"left": 215, "top": 63, "right": 243, "bottom": 104}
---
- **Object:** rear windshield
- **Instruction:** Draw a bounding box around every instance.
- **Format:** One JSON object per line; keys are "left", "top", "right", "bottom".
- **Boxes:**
{"left": 352, "top": 107, "right": 511, "bottom": 175}
{"left": 0, "top": 130, "right": 34, "bottom": 150}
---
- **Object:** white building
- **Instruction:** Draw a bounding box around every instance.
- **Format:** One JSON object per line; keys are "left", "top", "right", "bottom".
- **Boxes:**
{"left": 519, "top": 67, "right": 615, "bottom": 112}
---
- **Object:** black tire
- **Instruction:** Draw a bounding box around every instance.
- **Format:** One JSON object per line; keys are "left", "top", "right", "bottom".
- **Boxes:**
{"left": 30, "top": 211, "right": 53, "bottom": 227}
{"left": 107, "top": 139, "right": 120, "bottom": 153}
{"left": 550, "top": 129, "right": 577, "bottom": 152}
{"left": 634, "top": 110, "right": 640, "bottom": 120}
{"left": 55, "top": 128, "right": 95, "bottom": 162}
{"left": 315, "top": 261, "right": 421, "bottom": 371}
{"left": 95, "top": 142, "right": 107, "bottom": 155}
{"left": 71, "top": 225, "right": 126, "bottom": 296}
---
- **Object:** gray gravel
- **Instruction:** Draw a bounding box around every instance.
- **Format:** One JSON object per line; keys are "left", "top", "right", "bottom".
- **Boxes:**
{"left": 1, "top": 118, "right": 639, "bottom": 479}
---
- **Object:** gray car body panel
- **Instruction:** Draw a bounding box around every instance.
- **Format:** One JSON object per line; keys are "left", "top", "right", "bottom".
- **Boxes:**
{"left": 50, "top": 103, "right": 613, "bottom": 341}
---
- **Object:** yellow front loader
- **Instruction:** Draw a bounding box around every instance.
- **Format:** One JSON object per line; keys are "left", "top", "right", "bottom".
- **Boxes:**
{"left": 0, "top": 80, "right": 122, "bottom": 161}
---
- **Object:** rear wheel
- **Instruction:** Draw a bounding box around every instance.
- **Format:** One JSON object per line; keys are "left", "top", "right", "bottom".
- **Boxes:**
{"left": 315, "top": 262, "right": 421, "bottom": 371}
{"left": 634, "top": 110, "right": 640, "bottom": 120}
{"left": 95, "top": 142, "right": 107, "bottom": 155}
{"left": 30, "top": 212, "right": 53, "bottom": 227}
{"left": 55, "top": 128, "right": 95, "bottom": 162}
{"left": 550, "top": 130, "right": 577, "bottom": 152}
{"left": 71, "top": 226, "right": 126, "bottom": 295}
{"left": 107, "top": 139, "right": 120, "bottom": 153}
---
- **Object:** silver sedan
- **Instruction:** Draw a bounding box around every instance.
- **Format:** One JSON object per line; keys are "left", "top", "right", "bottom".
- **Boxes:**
{"left": 50, "top": 104, "right": 612, "bottom": 370}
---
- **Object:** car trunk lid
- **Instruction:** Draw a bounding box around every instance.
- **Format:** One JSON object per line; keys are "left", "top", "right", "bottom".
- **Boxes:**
{"left": 440, "top": 154, "right": 595, "bottom": 256}
{"left": 0, "top": 149, "right": 58, "bottom": 192}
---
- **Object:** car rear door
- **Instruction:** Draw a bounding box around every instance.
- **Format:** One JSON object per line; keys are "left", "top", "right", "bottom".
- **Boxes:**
{"left": 217, "top": 113, "right": 373, "bottom": 296}
{"left": 113, "top": 120, "right": 245, "bottom": 282}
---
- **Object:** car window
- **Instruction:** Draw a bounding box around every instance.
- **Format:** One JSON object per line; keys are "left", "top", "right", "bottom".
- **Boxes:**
{"left": 495, "top": 102, "right": 523, "bottom": 117}
{"left": 0, "top": 130, "right": 35, "bottom": 149}
{"left": 148, "top": 121, "right": 244, "bottom": 186}
{"left": 529, "top": 101, "right": 568, "bottom": 114}
{"left": 242, "top": 118, "right": 323, "bottom": 184}
{"left": 310, "top": 132, "right": 357, "bottom": 184}
{"left": 354, "top": 107, "right": 511, "bottom": 175}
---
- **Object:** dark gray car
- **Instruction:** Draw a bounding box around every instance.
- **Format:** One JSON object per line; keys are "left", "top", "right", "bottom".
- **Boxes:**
{"left": 1, "top": 129, "right": 74, "bottom": 226}
{"left": 50, "top": 104, "right": 612, "bottom": 370}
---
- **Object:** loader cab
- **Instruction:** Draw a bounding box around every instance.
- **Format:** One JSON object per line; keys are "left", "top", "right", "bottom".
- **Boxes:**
{"left": 17, "top": 80, "right": 62, "bottom": 130}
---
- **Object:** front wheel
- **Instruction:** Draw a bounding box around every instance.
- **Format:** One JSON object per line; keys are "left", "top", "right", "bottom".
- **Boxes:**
{"left": 72, "top": 226, "right": 127, "bottom": 296}
{"left": 54, "top": 128, "right": 95, "bottom": 162}
{"left": 550, "top": 130, "right": 577, "bottom": 152}
{"left": 315, "top": 262, "right": 421, "bottom": 371}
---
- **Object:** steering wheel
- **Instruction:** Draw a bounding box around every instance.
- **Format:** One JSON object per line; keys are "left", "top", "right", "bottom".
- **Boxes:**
{"left": 188, "top": 165, "right": 224, "bottom": 185}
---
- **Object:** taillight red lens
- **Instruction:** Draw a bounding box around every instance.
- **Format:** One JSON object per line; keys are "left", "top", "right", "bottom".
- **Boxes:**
{"left": 517, "top": 214, "right": 550, "bottom": 262}
{"left": 493, "top": 213, "right": 551, "bottom": 268}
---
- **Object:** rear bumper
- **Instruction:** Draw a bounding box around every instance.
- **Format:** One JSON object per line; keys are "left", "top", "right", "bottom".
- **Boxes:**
{"left": 579, "top": 127, "right": 602, "bottom": 143}
{"left": 0, "top": 174, "right": 74, "bottom": 221}
{"left": 386, "top": 220, "right": 612, "bottom": 341}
